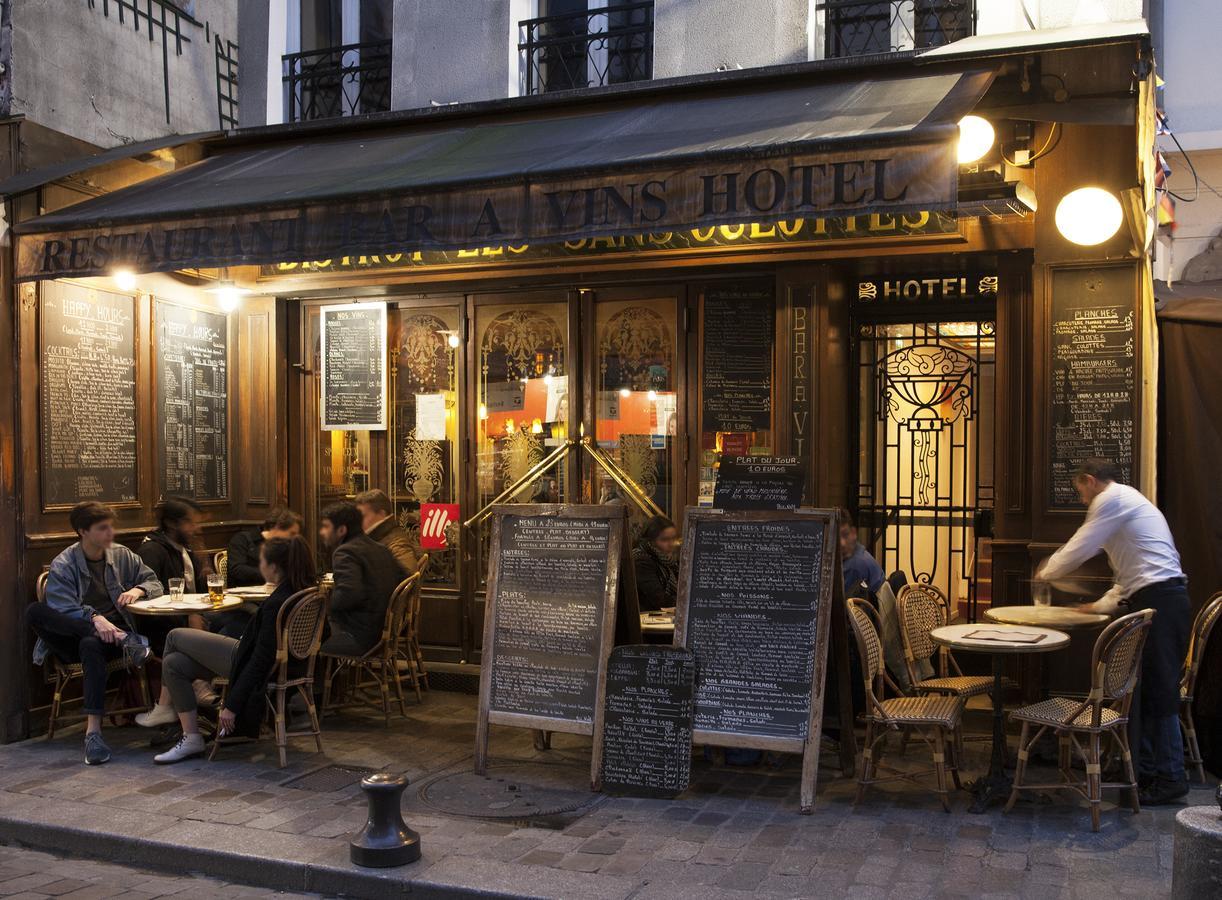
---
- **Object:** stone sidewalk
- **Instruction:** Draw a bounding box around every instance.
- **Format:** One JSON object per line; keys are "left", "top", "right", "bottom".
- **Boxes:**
{"left": 0, "top": 691, "right": 1210, "bottom": 899}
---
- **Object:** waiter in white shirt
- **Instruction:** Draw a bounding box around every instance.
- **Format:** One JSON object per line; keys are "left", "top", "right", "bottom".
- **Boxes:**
{"left": 1036, "top": 458, "right": 1190, "bottom": 805}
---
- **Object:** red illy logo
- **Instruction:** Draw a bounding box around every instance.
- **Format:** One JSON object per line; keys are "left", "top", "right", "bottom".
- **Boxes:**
{"left": 420, "top": 503, "right": 459, "bottom": 549}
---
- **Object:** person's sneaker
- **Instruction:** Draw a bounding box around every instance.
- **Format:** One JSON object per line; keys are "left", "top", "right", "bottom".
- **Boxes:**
{"left": 192, "top": 679, "right": 219, "bottom": 707}
{"left": 1138, "top": 775, "right": 1190, "bottom": 806}
{"left": 153, "top": 733, "right": 206, "bottom": 765}
{"left": 121, "top": 634, "right": 151, "bottom": 668}
{"left": 135, "top": 703, "right": 177, "bottom": 728}
{"left": 84, "top": 732, "right": 111, "bottom": 766}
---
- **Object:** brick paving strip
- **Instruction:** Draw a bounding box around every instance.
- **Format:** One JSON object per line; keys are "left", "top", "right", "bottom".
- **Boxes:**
{"left": 0, "top": 692, "right": 1206, "bottom": 899}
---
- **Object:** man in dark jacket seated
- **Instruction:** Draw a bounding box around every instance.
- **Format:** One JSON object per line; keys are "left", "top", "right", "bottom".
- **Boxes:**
{"left": 354, "top": 489, "right": 419, "bottom": 577}
{"left": 137, "top": 497, "right": 210, "bottom": 656}
{"left": 226, "top": 507, "right": 303, "bottom": 587}
{"left": 319, "top": 501, "right": 403, "bottom": 657}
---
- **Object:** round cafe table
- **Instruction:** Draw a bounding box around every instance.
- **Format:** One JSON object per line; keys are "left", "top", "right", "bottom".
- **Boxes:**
{"left": 126, "top": 593, "right": 245, "bottom": 616}
{"left": 984, "top": 605, "right": 1110, "bottom": 629}
{"left": 930, "top": 623, "right": 1070, "bottom": 813}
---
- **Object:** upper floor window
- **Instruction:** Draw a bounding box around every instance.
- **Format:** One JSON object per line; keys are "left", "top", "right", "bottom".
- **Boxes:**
{"left": 819, "top": 0, "right": 976, "bottom": 58}
{"left": 284, "top": 0, "right": 392, "bottom": 122}
{"left": 520, "top": 0, "right": 654, "bottom": 95}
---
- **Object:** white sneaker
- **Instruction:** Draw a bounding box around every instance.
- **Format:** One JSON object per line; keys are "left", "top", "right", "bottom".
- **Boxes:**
{"left": 135, "top": 703, "right": 177, "bottom": 728}
{"left": 192, "top": 679, "right": 219, "bottom": 707}
{"left": 154, "top": 732, "right": 206, "bottom": 765}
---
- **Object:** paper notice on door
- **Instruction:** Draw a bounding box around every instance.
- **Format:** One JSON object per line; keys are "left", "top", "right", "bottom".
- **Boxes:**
{"left": 415, "top": 393, "right": 447, "bottom": 441}
{"left": 545, "top": 375, "right": 569, "bottom": 423}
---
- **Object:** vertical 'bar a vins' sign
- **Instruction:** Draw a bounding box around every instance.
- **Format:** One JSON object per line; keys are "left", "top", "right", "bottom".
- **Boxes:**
{"left": 321, "top": 302, "right": 388, "bottom": 430}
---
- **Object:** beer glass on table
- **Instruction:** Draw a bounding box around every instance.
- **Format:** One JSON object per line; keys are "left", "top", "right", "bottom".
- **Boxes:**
{"left": 207, "top": 573, "right": 225, "bottom": 608}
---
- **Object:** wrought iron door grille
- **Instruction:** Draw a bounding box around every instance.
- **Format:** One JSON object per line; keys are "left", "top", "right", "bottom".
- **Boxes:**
{"left": 519, "top": 1, "right": 653, "bottom": 95}
{"left": 818, "top": 0, "right": 975, "bottom": 58}
{"left": 283, "top": 40, "right": 392, "bottom": 122}
{"left": 855, "top": 318, "right": 995, "bottom": 615}
{"left": 215, "top": 36, "right": 239, "bottom": 130}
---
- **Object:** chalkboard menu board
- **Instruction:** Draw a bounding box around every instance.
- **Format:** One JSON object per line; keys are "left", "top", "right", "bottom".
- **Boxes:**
{"left": 1048, "top": 266, "right": 1136, "bottom": 507}
{"left": 321, "top": 302, "right": 387, "bottom": 431}
{"left": 601, "top": 645, "right": 694, "bottom": 798}
{"left": 40, "top": 282, "right": 138, "bottom": 506}
{"left": 714, "top": 456, "right": 805, "bottom": 510}
{"left": 156, "top": 301, "right": 229, "bottom": 501}
{"left": 702, "top": 285, "right": 774, "bottom": 433}
{"left": 675, "top": 507, "right": 848, "bottom": 812}
{"left": 475, "top": 504, "right": 627, "bottom": 788}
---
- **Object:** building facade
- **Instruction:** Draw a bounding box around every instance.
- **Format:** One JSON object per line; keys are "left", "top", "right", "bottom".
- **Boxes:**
{"left": 0, "top": 1, "right": 1167, "bottom": 740}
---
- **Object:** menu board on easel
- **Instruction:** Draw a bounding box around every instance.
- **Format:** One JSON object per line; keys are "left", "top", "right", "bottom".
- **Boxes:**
{"left": 321, "top": 302, "right": 387, "bottom": 430}
{"left": 1048, "top": 266, "right": 1137, "bottom": 507}
{"left": 40, "top": 282, "right": 138, "bottom": 507}
{"left": 674, "top": 507, "right": 850, "bottom": 813}
{"left": 474, "top": 504, "right": 626, "bottom": 789}
{"left": 156, "top": 300, "right": 229, "bottom": 501}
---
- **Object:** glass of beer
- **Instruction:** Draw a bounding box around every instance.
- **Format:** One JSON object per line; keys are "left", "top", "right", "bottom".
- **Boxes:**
{"left": 207, "top": 574, "right": 225, "bottom": 607}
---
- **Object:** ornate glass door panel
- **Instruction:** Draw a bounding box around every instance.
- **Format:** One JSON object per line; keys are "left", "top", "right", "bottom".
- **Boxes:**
{"left": 592, "top": 297, "right": 678, "bottom": 535}
{"left": 474, "top": 302, "right": 571, "bottom": 584}
{"left": 389, "top": 305, "right": 461, "bottom": 587}
{"left": 856, "top": 319, "right": 995, "bottom": 608}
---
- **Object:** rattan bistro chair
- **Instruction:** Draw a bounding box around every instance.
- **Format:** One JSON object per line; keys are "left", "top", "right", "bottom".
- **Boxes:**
{"left": 213, "top": 550, "right": 228, "bottom": 585}
{"left": 396, "top": 553, "right": 430, "bottom": 700}
{"left": 1004, "top": 609, "right": 1154, "bottom": 832}
{"left": 34, "top": 571, "right": 152, "bottom": 739}
{"left": 1181, "top": 592, "right": 1222, "bottom": 782}
{"left": 897, "top": 583, "right": 996, "bottom": 701}
{"left": 848, "top": 598, "right": 964, "bottom": 812}
{"left": 210, "top": 586, "right": 328, "bottom": 768}
{"left": 322, "top": 572, "right": 420, "bottom": 724}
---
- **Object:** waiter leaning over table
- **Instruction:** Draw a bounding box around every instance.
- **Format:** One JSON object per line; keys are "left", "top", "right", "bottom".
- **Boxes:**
{"left": 1035, "top": 457, "right": 1190, "bottom": 805}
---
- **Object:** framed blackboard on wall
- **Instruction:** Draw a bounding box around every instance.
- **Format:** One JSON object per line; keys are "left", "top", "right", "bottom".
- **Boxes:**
{"left": 1048, "top": 265, "right": 1137, "bottom": 508}
{"left": 321, "top": 302, "right": 387, "bottom": 431}
{"left": 475, "top": 504, "right": 627, "bottom": 789}
{"left": 674, "top": 507, "right": 853, "bottom": 813}
{"left": 155, "top": 300, "right": 229, "bottom": 501}
{"left": 701, "top": 284, "right": 774, "bottom": 434}
{"left": 39, "top": 282, "right": 138, "bottom": 508}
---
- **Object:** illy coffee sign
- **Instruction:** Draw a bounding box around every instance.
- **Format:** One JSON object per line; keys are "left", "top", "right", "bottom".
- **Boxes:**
{"left": 420, "top": 503, "right": 460, "bottom": 550}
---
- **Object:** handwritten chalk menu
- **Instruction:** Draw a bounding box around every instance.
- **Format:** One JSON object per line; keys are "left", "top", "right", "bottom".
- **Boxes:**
{"left": 476, "top": 505, "right": 626, "bottom": 787}
{"left": 1049, "top": 266, "right": 1136, "bottom": 507}
{"left": 601, "top": 645, "right": 694, "bottom": 798}
{"left": 40, "top": 282, "right": 137, "bottom": 506}
{"left": 156, "top": 301, "right": 229, "bottom": 501}
{"left": 714, "top": 456, "right": 805, "bottom": 510}
{"left": 321, "top": 302, "right": 387, "bottom": 430}
{"left": 702, "top": 285, "right": 774, "bottom": 433}
{"left": 674, "top": 508, "right": 845, "bottom": 812}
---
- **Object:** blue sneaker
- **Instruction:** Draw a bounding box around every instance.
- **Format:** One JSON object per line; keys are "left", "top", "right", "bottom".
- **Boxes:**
{"left": 84, "top": 732, "right": 111, "bottom": 766}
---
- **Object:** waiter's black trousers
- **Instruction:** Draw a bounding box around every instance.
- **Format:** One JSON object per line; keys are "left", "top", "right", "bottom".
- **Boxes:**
{"left": 1125, "top": 579, "right": 1191, "bottom": 780}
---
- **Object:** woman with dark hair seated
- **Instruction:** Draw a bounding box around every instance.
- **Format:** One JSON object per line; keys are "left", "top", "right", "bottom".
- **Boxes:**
{"left": 633, "top": 515, "right": 679, "bottom": 612}
{"left": 136, "top": 536, "right": 316, "bottom": 763}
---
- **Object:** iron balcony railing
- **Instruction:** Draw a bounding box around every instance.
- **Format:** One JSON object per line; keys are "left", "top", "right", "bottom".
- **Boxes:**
{"left": 519, "top": 1, "right": 653, "bottom": 95}
{"left": 283, "top": 39, "right": 392, "bottom": 123}
{"left": 818, "top": 0, "right": 976, "bottom": 58}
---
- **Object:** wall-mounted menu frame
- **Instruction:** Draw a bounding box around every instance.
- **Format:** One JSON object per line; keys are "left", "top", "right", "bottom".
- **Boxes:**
{"left": 321, "top": 301, "right": 388, "bottom": 431}
{"left": 474, "top": 504, "right": 627, "bottom": 789}
{"left": 1047, "top": 263, "right": 1139, "bottom": 509}
{"left": 39, "top": 281, "right": 139, "bottom": 508}
{"left": 700, "top": 283, "right": 775, "bottom": 434}
{"left": 155, "top": 300, "right": 230, "bottom": 502}
{"left": 673, "top": 507, "right": 852, "bottom": 813}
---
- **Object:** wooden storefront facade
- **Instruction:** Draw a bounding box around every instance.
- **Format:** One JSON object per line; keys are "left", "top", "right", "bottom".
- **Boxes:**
{"left": 0, "top": 33, "right": 1157, "bottom": 741}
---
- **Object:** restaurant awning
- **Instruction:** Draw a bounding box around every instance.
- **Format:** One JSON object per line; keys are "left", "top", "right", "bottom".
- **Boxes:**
{"left": 14, "top": 66, "right": 996, "bottom": 281}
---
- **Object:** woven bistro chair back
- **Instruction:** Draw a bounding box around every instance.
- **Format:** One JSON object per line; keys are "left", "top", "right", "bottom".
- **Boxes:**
{"left": 848, "top": 598, "right": 887, "bottom": 710}
{"left": 1184, "top": 592, "right": 1222, "bottom": 698}
{"left": 280, "top": 587, "right": 327, "bottom": 665}
{"left": 897, "top": 583, "right": 947, "bottom": 675}
{"left": 1095, "top": 609, "right": 1155, "bottom": 712}
{"left": 213, "top": 550, "right": 228, "bottom": 585}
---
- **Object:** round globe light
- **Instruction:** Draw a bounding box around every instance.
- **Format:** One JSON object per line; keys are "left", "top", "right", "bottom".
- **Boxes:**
{"left": 113, "top": 269, "right": 137, "bottom": 292}
{"left": 957, "top": 116, "right": 995, "bottom": 165}
{"left": 1055, "top": 187, "right": 1124, "bottom": 246}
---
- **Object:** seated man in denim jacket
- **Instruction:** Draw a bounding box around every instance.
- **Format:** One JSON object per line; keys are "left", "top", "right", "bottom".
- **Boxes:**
{"left": 29, "top": 501, "right": 163, "bottom": 765}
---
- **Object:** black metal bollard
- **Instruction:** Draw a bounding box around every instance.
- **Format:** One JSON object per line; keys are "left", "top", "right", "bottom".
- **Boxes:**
{"left": 350, "top": 772, "right": 421, "bottom": 867}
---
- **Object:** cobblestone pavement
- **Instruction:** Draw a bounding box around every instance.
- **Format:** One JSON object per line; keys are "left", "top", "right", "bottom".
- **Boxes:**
{"left": 0, "top": 690, "right": 1211, "bottom": 899}
{"left": 0, "top": 842, "right": 324, "bottom": 899}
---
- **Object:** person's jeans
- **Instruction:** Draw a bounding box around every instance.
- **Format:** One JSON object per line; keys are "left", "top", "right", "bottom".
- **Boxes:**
{"left": 1125, "top": 578, "right": 1191, "bottom": 781}
{"left": 27, "top": 605, "right": 123, "bottom": 716}
{"left": 162, "top": 628, "right": 237, "bottom": 713}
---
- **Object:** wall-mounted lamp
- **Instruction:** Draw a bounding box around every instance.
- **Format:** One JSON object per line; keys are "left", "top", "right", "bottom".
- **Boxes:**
{"left": 113, "top": 269, "right": 137, "bottom": 292}
{"left": 957, "top": 116, "right": 995, "bottom": 165}
{"left": 205, "top": 279, "right": 251, "bottom": 312}
{"left": 1055, "top": 187, "right": 1123, "bottom": 246}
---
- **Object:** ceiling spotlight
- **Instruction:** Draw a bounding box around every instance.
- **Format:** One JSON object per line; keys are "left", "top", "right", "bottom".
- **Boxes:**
{"left": 113, "top": 269, "right": 137, "bottom": 292}
{"left": 205, "top": 279, "right": 251, "bottom": 312}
